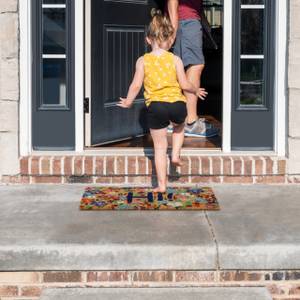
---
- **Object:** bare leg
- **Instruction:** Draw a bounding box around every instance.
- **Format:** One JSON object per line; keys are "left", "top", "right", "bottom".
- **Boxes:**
{"left": 150, "top": 127, "right": 168, "bottom": 193}
{"left": 171, "top": 122, "right": 185, "bottom": 166}
{"left": 185, "top": 64, "right": 205, "bottom": 124}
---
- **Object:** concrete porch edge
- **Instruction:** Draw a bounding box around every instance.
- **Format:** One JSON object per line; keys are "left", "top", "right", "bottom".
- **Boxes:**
{"left": 39, "top": 287, "right": 273, "bottom": 300}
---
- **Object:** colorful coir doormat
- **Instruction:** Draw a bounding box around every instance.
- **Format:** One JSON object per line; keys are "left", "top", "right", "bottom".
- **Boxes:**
{"left": 80, "top": 187, "right": 219, "bottom": 211}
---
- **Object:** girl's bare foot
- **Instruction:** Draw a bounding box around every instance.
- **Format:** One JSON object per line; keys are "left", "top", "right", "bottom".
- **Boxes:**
{"left": 171, "top": 157, "right": 183, "bottom": 167}
{"left": 153, "top": 186, "right": 166, "bottom": 193}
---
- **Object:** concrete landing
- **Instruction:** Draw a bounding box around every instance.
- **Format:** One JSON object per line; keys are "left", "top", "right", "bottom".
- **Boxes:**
{"left": 40, "top": 287, "right": 272, "bottom": 300}
{"left": 0, "top": 184, "right": 300, "bottom": 270}
{"left": 207, "top": 185, "right": 300, "bottom": 269}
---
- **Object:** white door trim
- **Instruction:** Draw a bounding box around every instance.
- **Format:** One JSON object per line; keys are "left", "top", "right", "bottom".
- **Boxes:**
{"left": 222, "top": 0, "right": 232, "bottom": 153}
{"left": 84, "top": 0, "right": 92, "bottom": 147}
{"left": 19, "top": 0, "right": 85, "bottom": 155}
{"left": 274, "top": 0, "right": 287, "bottom": 156}
{"left": 75, "top": 0, "right": 85, "bottom": 152}
{"left": 19, "top": 0, "right": 32, "bottom": 157}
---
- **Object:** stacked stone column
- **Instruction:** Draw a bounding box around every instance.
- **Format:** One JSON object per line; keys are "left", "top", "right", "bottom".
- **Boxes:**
{"left": 0, "top": 0, "right": 19, "bottom": 178}
{"left": 288, "top": 0, "right": 300, "bottom": 176}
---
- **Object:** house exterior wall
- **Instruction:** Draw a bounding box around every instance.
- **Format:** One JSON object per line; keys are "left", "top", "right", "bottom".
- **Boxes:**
{"left": 0, "top": 0, "right": 300, "bottom": 182}
{"left": 288, "top": 0, "right": 300, "bottom": 176}
{"left": 0, "top": 0, "right": 20, "bottom": 177}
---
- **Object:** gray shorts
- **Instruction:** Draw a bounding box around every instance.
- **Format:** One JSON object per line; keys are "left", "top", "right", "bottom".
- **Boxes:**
{"left": 173, "top": 19, "right": 205, "bottom": 68}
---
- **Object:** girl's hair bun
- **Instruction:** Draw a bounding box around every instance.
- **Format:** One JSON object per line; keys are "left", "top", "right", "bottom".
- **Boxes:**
{"left": 151, "top": 8, "right": 162, "bottom": 17}
{"left": 147, "top": 7, "right": 174, "bottom": 45}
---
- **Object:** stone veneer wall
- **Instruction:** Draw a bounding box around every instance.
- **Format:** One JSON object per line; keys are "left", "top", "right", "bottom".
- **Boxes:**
{"left": 0, "top": 0, "right": 20, "bottom": 177}
{"left": 1, "top": 0, "right": 300, "bottom": 181}
{"left": 288, "top": 0, "right": 300, "bottom": 176}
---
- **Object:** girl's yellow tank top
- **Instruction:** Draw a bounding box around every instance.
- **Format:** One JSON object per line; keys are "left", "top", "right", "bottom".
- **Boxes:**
{"left": 143, "top": 51, "right": 186, "bottom": 107}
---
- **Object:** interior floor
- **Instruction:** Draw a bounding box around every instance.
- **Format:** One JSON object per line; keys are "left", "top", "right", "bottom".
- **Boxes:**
{"left": 97, "top": 115, "right": 222, "bottom": 148}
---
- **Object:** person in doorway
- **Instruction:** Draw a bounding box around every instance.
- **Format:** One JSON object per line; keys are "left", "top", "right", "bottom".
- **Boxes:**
{"left": 117, "top": 9, "right": 207, "bottom": 192}
{"left": 166, "top": 0, "right": 219, "bottom": 137}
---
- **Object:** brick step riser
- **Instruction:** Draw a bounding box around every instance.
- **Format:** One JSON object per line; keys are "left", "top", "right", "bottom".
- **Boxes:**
{"left": 3, "top": 155, "right": 299, "bottom": 184}
{"left": 0, "top": 270, "right": 299, "bottom": 299}
{"left": 20, "top": 156, "right": 287, "bottom": 177}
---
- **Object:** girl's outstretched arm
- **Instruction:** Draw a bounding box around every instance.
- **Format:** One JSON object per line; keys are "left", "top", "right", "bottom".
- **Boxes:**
{"left": 174, "top": 55, "right": 208, "bottom": 100}
{"left": 117, "top": 56, "right": 144, "bottom": 108}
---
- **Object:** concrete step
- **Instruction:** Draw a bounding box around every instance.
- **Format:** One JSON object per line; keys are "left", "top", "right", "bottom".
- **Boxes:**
{"left": 1, "top": 185, "right": 300, "bottom": 270}
{"left": 40, "top": 287, "right": 272, "bottom": 300}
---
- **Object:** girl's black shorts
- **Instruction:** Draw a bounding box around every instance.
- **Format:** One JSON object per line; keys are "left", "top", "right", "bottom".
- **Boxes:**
{"left": 147, "top": 101, "right": 187, "bottom": 130}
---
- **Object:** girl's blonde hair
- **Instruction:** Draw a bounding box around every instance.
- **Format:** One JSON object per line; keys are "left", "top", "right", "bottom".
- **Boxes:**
{"left": 146, "top": 9, "right": 174, "bottom": 45}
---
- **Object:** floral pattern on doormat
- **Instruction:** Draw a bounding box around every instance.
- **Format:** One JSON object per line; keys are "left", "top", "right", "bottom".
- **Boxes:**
{"left": 80, "top": 187, "right": 220, "bottom": 211}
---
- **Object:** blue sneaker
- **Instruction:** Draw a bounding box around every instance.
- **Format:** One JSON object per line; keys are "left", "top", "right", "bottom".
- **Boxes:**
{"left": 184, "top": 118, "right": 219, "bottom": 138}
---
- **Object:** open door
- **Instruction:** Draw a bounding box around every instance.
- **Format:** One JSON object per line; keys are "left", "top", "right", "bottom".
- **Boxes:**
{"left": 86, "top": 0, "right": 158, "bottom": 146}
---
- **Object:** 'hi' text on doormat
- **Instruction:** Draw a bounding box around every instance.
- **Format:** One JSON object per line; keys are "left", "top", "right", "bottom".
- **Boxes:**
{"left": 80, "top": 187, "right": 220, "bottom": 211}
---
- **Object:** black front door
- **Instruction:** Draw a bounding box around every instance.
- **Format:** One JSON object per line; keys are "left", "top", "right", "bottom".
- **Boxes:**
{"left": 90, "top": 0, "right": 158, "bottom": 145}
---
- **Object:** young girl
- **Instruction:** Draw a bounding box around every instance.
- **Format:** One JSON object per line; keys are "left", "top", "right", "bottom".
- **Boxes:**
{"left": 117, "top": 9, "right": 207, "bottom": 193}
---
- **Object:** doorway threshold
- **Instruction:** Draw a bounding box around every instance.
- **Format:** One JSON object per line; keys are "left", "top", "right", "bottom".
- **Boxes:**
{"left": 82, "top": 148, "right": 280, "bottom": 157}
{"left": 30, "top": 149, "right": 278, "bottom": 157}
{"left": 84, "top": 147, "right": 222, "bottom": 156}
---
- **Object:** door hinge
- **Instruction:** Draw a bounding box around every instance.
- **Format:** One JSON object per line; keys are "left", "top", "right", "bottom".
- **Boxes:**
{"left": 84, "top": 97, "right": 90, "bottom": 114}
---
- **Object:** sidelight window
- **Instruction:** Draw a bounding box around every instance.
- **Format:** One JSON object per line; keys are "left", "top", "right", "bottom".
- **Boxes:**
{"left": 32, "top": 0, "right": 75, "bottom": 149}
{"left": 39, "top": 0, "right": 70, "bottom": 109}
{"left": 235, "top": 0, "right": 274, "bottom": 109}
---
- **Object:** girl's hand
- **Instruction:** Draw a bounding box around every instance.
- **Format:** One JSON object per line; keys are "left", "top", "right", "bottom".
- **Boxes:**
{"left": 196, "top": 88, "right": 208, "bottom": 100}
{"left": 117, "top": 97, "right": 133, "bottom": 108}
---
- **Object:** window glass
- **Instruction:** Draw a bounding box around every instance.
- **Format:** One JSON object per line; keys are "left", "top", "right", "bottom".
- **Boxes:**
{"left": 240, "top": 84, "right": 263, "bottom": 106}
{"left": 43, "top": 8, "right": 66, "bottom": 54}
{"left": 241, "top": 0, "right": 264, "bottom": 4}
{"left": 239, "top": 2, "right": 265, "bottom": 107}
{"left": 42, "top": 59, "right": 66, "bottom": 106}
{"left": 241, "top": 9, "right": 264, "bottom": 55}
{"left": 240, "top": 59, "right": 263, "bottom": 82}
{"left": 40, "top": 1, "right": 67, "bottom": 108}
{"left": 43, "top": 0, "right": 65, "bottom": 4}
